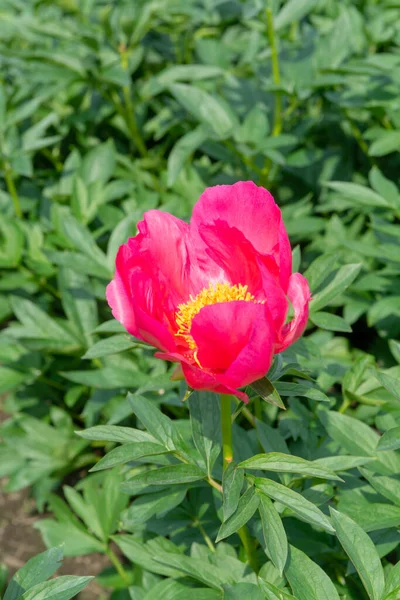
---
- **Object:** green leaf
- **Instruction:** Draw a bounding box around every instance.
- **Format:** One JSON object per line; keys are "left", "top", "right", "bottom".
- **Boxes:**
{"left": 285, "top": 545, "right": 340, "bottom": 600}
{"left": 112, "top": 535, "right": 183, "bottom": 578}
{"left": 0, "top": 217, "right": 24, "bottom": 268}
{"left": 222, "top": 461, "right": 245, "bottom": 521}
{"left": 374, "top": 370, "right": 400, "bottom": 402}
{"left": 124, "top": 463, "right": 206, "bottom": 488}
{"left": 80, "top": 140, "right": 116, "bottom": 184}
{"left": 57, "top": 268, "right": 98, "bottom": 347}
{"left": 275, "top": 0, "right": 318, "bottom": 30}
{"left": 238, "top": 452, "right": 342, "bottom": 481}
{"left": 369, "top": 131, "right": 400, "bottom": 157}
{"left": 128, "top": 393, "right": 179, "bottom": 451}
{"left": 10, "top": 296, "right": 78, "bottom": 347}
{"left": 3, "top": 547, "right": 63, "bottom": 600}
{"left": 325, "top": 182, "right": 389, "bottom": 208}
{"left": 167, "top": 125, "right": 209, "bottom": 186}
{"left": 258, "top": 492, "right": 288, "bottom": 575}
{"left": 216, "top": 486, "right": 259, "bottom": 542}
{"left": 359, "top": 468, "right": 400, "bottom": 507}
{"left": 170, "top": 84, "right": 238, "bottom": 139}
{"left": 34, "top": 519, "right": 105, "bottom": 557}
{"left": 75, "top": 425, "right": 157, "bottom": 444}
{"left": 60, "top": 213, "right": 109, "bottom": 276}
{"left": 89, "top": 441, "right": 168, "bottom": 471}
{"left": 82, "top": 334, "right": 136, "bottom": 359}
{"left": 258, "top": 580, "right": 297, "bottom": 600}
{"left": 153, "top": 552, "right": 233, "bottom": 589}
{"left": 318, "top": 409, "right": 378, "bottom": 456}
{"left": 249, "top": 377, "right": 285, "bottom": 409}
{"left": 310, "top": 264, "right": 362, "bottom": 313}
{"left": 314, "top": 455, "right": 374, "bottom": 471}
{"left": 310, "top": 311, "right": 352, "bottom": 333}
{"left": 189, "top": 391, "right": 221, "bottom": 476}
{"left": 330, "top": 509, "right": 384, "bottom": 600}
{"left": 223, "top": 583, "right": 264, "bottom": 600}
{"left": 19, "top": 576, "right": 93, "bottom": 600}
{"left": 377, "top": 426, "right": 400, "bottom": 451}
{"left": 253, "top": 477, "right": 334, "bottom": 533}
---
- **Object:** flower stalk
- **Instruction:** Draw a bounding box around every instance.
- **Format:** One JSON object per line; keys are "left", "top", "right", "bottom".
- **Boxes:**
{"left": 220, "top": 393, "right": 259, "bottom": 573}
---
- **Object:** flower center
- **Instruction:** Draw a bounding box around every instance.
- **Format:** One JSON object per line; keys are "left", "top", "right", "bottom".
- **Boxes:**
{"left": 175, "top": 282, "right": 257, "bottom": 353}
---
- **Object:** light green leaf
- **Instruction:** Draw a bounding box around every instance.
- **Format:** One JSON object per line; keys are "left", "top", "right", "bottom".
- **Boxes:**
{"left": 167, "top": 125, "right": 208, "bottom": 186}
{"left": 369, "top": 131, "right": 400, "bottom": 157}
{"left": 377, "top": 426, "right": 400, "bottom": 451}
{"left": 325, "top": 182, "right": 389, "bottom": 208}
{"left": 82, "top": 334, "right": 136, "bottom": 359}
{"left": 239, "top": 452, "right": 342, "bottom": 481}
{"left": 75, "top": 425, "right": 157, "bottom": 444}
{"left": 124, "top": 463, "right": 206, "bottom": 487}
{"left": 20, "top": 576, "right": 93, "bottom": 600}
{"left": 310, "top": 311, "right": 352, "bottom": 333}
{"left": 275, "top": 0, "right": 318, "bottom": 30}
{"left": 3, "top": 547, "right": 63, "bottom": 600}
{"left": 89, "top": 441, "right": 168, "bottom": 471}
{"left": 170, "top": 83, "right": 238, "bottom": 139}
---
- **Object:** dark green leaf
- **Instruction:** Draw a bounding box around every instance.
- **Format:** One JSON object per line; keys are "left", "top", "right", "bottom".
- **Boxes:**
{"left": 216, "top": 486, "right": 259, "bottom": 542}
{"left": 330, "top": 509, "right": 384, "bottom": 600}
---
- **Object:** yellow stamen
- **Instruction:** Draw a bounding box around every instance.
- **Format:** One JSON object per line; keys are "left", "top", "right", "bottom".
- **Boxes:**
{"left": 175, "top": 283, "right": 261, "bottom": 361}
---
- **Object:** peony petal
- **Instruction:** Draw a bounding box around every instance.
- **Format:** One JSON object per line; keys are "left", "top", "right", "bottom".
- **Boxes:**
{"left": 181, "top": 361, "right": 249, "bottom": 403}
{"left": 216, "top": 304, "right": 276, "bottom": 390}
{"left": 190, "top": 301, "right": 267, "bottom": 371}
{"left": 278, "top": 219, "right": 292, "bottom": 293}
{"left": 106, "top": 270, "right": 137, "bottom": 337}
{"left": 191, "top": 182, "right": 281, "bottom": 254}
{"left": 276, "top": 273, "right": 311, "bottom": 352}
{"left": 197, "top": 221, "right": 265, "bottom": 293}
{"left": 137, "top": 210, "right": 192, "bottom": 302}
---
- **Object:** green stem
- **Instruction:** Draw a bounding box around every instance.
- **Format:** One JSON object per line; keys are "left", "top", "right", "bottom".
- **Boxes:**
{"left": 3, "top": 160, "right": 22, "bottom": 218}
{"left": 221, "top": 394, "right": 233, "bottom": 471}
{"left": 106, "top": 546, "right": 130, "bottom": 586}
{"left": 266, "top": 7, "right": 282, "bottom": 137}
{"left": 220, "top": 394, "right": 259, "bottom": 573}
{"left": 238, "top": 526, "right": 259, "bottom": 574}
{"left": 122, "top": 85, "right": 148, "bottom": 158}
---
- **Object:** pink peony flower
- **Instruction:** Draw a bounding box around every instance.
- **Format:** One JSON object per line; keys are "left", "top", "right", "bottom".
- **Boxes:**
{"left": 106, "top": 181, "right": 311, "bottom": 402}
